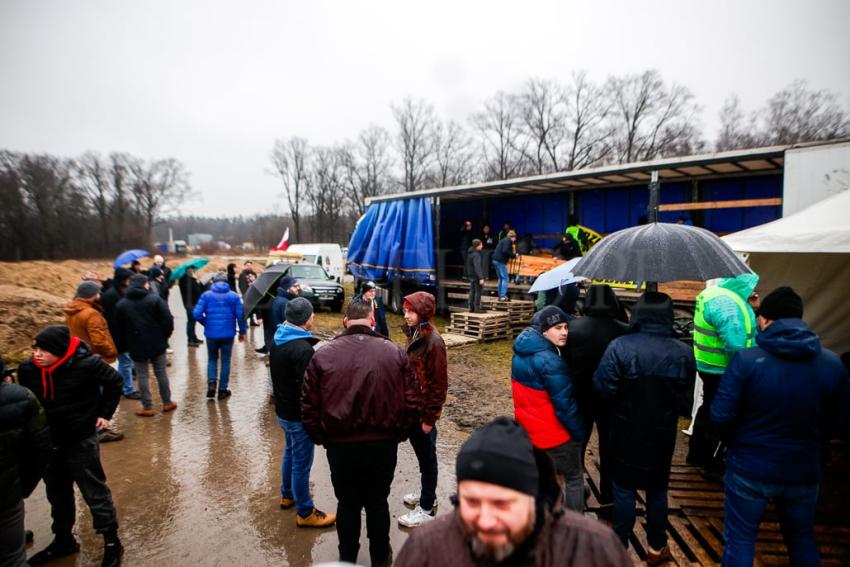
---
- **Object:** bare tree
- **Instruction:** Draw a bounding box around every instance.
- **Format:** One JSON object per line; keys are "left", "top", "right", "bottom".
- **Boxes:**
{"left": 518, "top": 78, "right": 567, "bottom": 174}
{"left": 270, "top": 137, "right": 311, "bottom": 241}
{"left": 76, "top": 152, "right": 114, "bottom": 250}
{"left": 759, "top": 79, "right": 850, "bottom": 145}
{"left": 130, "top": 158, "right": 193, "bottom": 245}
{"left": 340, "top": 125, "right": 393, "bottom": 216}
{"left": 715, "top": 94, "right": 760, "bottom": 151}
{"left": 605, "top": 70, "right": 704, "bottom": 163}
{"left": 392, "top": 97, "right": 436, "bottom": 192}
{"left": 473, "top": 91, "right": 529, "bottom": 180}
{"left": 563, "top": 71, "right": 614, "bottom": 169}
{"left": 431, "top": 120, "right": 476, "bottom": 187}
{"left": 15, "top": 154, "right": 76, "bottom": 258}
{"left": 308, "top": 146, "right": 347, "bottom": 242}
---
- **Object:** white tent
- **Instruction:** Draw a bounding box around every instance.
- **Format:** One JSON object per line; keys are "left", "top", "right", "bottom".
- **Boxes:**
{"left": 723, "top": 190, "right": 850, "bottom": 354}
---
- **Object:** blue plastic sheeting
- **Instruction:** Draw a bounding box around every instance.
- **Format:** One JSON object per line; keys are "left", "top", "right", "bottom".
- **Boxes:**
{"left": 347, "top": 197, "right": 436, "bottom": 285}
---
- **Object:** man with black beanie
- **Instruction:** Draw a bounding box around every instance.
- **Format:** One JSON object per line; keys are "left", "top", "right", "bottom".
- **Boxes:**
{"left": 712, "top": 286, "right": 849, "bottom": 566}
{"left": 17, "top": 326, "right": 124, "bottom": 567}
{"left": 395, "top": 417, "right": 630, "bottom": 567}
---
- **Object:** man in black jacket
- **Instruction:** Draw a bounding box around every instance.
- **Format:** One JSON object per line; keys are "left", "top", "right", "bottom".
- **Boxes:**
{"left": 178, "top": 266, "right": 204, "bottom": 346}
{"left": 565, "top": 285, "right": 628, "bottom": 510}
{"left": 269, "top": 297, "right": 335, "bottom": 528}
{"left": 465, "top": 239, "right": 485, "bottom": 312}
{"left": 491, "top": 230, "right": 517, "bottom": 301}
{"left": 100, "top": 268, "right": 140, "bottom": 399}
{"left": 116, "top": 275, "right": 176, "bottom": 416}
{"left": 17, "top": 326, "right": 124, "bottom": 567}
{"left": 0, "top": 358, "right": 51, "bottom": 567}
{"left": 593, "top": 293, "right": 695, "bottom": 564}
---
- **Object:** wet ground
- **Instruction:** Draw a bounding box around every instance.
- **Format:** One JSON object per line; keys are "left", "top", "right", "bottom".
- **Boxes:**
{"left": 24, "top": 295, "right": 477, "bottom": 567}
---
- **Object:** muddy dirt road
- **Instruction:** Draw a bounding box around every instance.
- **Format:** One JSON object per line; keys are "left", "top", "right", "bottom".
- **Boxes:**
{"left": 22, "top": 293, "right": 513, "bottom": 566}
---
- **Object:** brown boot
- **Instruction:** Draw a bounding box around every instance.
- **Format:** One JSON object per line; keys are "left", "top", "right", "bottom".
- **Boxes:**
{"left": 163, "top": 401, "right": 178, "bottom": 413}
{"left": 135, "top": 407, "right": 156, "bottom": 417}
{"left": 646, "top": 545, "right": 672, "bottom": 566}
{"left": 295, "top": 507, "right": 336, "bottom": 528}
{"left": 279, "top": 497, "right": 295, "bottom": 510}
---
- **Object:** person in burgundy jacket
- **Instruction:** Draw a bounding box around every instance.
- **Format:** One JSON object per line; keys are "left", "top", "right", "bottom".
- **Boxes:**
{"left": 398, "top": 292, "right": 448, "bottom": 529}
{"left": 301, "top": 299, "right": 420, "bottom": 567}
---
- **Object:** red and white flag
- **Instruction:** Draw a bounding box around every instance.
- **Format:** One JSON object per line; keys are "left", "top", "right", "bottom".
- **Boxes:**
{"left": 270, "top": 227, "right": 290, "bottom": 251}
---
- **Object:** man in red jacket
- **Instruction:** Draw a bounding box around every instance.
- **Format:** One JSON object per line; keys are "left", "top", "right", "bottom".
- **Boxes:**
{"left": 302, "top": 299, "right": 420, "bottom": 567}
{"left": 399, "top": 292, "right": 448, "bottom": 528}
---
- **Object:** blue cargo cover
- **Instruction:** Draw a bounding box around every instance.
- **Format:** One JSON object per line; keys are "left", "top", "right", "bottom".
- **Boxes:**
{"left": 347, "top": 197, "right": 436, "bottom": 285}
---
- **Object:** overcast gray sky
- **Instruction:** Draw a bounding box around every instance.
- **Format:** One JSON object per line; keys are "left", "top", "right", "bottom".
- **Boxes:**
{"left": 2, "top": 0, "right": 849, "bottom": 217}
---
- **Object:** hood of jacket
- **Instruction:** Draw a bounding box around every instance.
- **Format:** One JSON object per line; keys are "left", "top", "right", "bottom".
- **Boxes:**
{"left": 63, "top": 298, "right": 101, "bottom": 317}
{"left": 513, "top": 327, "right": 557, "bottom": 357}
{"left": 274, "top": 322, "right": 318, "bottom": 346}
{"left": 631, "top": 292, "right": 674, "bottom": 336}
{"left": 125, "top": 286, "right": 150, "bottom": 300}
{"left": 403, "top": 291, "right": 435, "bottom": 320}
{"left": 582, "top": 284, "right": 622, "bottom": 318}
{"left": 755, "top": 318, "right": 821, "bottom": 360}
{"left": 211, "top": 281, "right": 231, "bottom": 294}
{"left": 718, "top": 272, "right": 759, "bottom": 302}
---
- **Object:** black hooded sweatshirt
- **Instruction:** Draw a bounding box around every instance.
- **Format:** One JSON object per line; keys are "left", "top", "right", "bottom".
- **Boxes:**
{"left": 18, "top": 339, "right": 122, "bottom": 447}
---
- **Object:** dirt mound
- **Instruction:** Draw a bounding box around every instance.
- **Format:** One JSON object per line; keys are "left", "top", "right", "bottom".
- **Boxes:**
{"left": 0, "top": 259, "right": 114, "bottom": 360}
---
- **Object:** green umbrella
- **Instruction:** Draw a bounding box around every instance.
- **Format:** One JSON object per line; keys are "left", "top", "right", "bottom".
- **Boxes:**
{"left": 169, "top": 257, "right": 209, "bottom": 282}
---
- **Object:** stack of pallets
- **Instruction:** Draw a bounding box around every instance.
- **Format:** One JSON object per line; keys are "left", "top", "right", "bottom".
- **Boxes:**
{"left": 445, "top": 312, "right": 511, "bottom": 341}
{"left": 482, "top": 298, "right": 536, "bottom": 337}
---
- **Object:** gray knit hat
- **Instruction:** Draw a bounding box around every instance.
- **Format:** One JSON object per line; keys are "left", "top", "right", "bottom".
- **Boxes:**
{"left": 285, "top": 297, "right": 314, "bottom": 326}
{"left": 75, "top": 280, "right": 101, "bottom": 299}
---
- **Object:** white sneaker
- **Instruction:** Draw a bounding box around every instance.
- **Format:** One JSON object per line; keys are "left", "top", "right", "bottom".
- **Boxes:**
{"left": 398, "top": 506, "right": 435, "bottom": 528}
{"left": 403, "top": 492, "right": 420, "bottom": 507}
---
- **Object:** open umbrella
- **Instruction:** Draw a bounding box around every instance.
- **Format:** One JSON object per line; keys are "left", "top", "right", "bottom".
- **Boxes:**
{"left": 244, "top": 264, "right": 290, "bottom": 315}
{"left": 169, "top": 257, "right": 209, "bottom": 282}
{"left": 528, "top": 258, "right": 585, "bottom": 293}
{"left": 113, "top": 249, "right": 149, "bottom": 269}
{"left": 573, "top": 223, "right": 751, "bottom": 283}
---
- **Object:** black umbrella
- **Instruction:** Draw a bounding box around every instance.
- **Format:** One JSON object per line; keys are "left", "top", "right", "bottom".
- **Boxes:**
{"left": 573, "top": 222, "right": 752, "bottom": 284}
{"left": 243, "top": 264, "right": 290, "bottom": 315}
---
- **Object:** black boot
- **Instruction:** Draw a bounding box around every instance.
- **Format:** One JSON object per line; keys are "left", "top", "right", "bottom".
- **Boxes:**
{"left": 28, "top": 534, "right": 80, "bottom": 565}
{"left": 101, "top": 529, "right": 123, "bottom": 567}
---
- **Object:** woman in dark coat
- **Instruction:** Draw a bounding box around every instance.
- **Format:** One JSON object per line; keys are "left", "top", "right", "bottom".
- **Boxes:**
{"left": 226, "top": 263, "right": 237, "bottom": 292}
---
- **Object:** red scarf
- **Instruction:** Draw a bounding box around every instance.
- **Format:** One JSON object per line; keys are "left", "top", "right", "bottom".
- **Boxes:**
{"left": 32, "top": 337, "right": 80, "bottom": 400}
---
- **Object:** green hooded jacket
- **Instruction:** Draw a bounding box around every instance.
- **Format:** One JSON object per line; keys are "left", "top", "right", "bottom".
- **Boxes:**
{"left": 695, "top": 272, "right": 759, "bottom": 375}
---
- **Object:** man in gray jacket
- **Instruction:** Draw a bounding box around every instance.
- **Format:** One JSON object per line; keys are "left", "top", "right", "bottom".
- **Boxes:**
{"left": 465, "top": 239, "right": 486, "bottom": 312}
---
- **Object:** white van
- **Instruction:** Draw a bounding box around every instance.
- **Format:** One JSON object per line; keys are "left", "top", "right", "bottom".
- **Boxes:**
{"left": 287, "top": 243, "right": 345, "bottom": 280}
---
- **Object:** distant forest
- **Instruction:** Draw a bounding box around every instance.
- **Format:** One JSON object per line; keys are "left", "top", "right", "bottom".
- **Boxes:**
{"left": 2, "top": 73, "right": 848, "bottom": 261}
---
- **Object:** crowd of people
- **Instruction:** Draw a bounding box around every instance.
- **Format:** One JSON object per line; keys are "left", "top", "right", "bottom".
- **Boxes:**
{"left": 1, "top": 249, "right": 849, "bottom": 567}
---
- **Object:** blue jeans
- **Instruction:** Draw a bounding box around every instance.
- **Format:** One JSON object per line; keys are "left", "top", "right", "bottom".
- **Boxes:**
{"left": 116, "top": 352, "right": 137, "bottom": 395}
{"left": 612, "top": 481, "right": 668, "bottom": 550}
{"left": 722, "top": 470, "right": 820, "bottom": 567}
{"left": 493, "top": 260, "right": 509, "bottom": 299}
{"left": 277, "top": 417, "right": 315, "bottom": 517}
{"left": 206, "top": 337, "right": 234, "bottom": 391}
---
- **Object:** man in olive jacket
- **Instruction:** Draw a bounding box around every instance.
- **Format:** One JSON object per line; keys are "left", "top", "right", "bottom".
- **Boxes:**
{"left": 395, "top": 417, "right": 631, "bottom": 567}
{"left": 0, "top": 358, "right": 51, "bottom": 567}
{"left": 17, "top": 326, "right": 124, "bottom": 567}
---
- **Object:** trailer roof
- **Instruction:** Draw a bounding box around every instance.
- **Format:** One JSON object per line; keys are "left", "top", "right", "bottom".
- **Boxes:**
{"left": 367, "top": 139, "right": 848, "bottom": 204}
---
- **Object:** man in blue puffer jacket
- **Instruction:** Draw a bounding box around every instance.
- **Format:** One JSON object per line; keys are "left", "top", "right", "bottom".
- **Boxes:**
{"left": 711, "top": 287, "right": 848, "bottom": 567}
{"left": 511, "top": 305, "right": 585, "bottom": 512}
{"left": 193, "top": 273, "right": 247, "bottom": 400}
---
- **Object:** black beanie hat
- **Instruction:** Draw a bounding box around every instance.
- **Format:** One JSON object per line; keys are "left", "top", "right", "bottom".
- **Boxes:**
{"left": 531, "top": 305, "right": 571, "bottom": 333}
{"left": 34, "top": 326, "right": 71, "bottom": 357}
{"left": 456, "top": 417, "right": 539, "bottom": 497}
{"left": 759, "top": 286, "right": 803, "bottom": 320}
{"left": 128, "top": 274, "right": 148, "bottom": 289}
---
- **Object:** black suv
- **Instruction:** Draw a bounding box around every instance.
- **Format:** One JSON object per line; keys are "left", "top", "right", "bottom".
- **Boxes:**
{"left": 279, "top": 263, "right": 345, "bottom": 312}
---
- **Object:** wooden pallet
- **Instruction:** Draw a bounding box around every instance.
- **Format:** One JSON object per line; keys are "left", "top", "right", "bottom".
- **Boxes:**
{"left": 583, "top": 441, "right": 850, "bottom": 566}
{"left": 440, "top": 332, "right": 480, "bottom": 348}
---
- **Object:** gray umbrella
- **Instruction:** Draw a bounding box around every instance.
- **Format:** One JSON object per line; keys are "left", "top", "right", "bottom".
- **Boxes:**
{"left": 243, "top": 263, "right": 290, "bottom": 315}
{"left": 573, "top": 222, "right": 752, "bottom": 283}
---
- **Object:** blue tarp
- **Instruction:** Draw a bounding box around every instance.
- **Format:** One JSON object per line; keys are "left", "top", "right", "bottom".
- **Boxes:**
{"left": 347, "top": 197, "right": 436, "bottom": 285}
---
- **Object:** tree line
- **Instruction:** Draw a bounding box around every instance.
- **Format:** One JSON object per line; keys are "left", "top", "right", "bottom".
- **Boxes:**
{"left": 0, "top": 152, "right": 192, "bottom": 261}
{"left": 272, "top": 72, "right": 850, "bottom": 242}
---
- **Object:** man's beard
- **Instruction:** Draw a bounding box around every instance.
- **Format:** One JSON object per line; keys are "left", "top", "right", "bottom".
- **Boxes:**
{"left": 461, "top": 506, "right": 536, "bottom": 565}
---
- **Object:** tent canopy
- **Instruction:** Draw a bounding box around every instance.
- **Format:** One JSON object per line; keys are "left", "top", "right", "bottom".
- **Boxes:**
{"left": 723, "top": 189, "right": 850, "bottom": 253}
